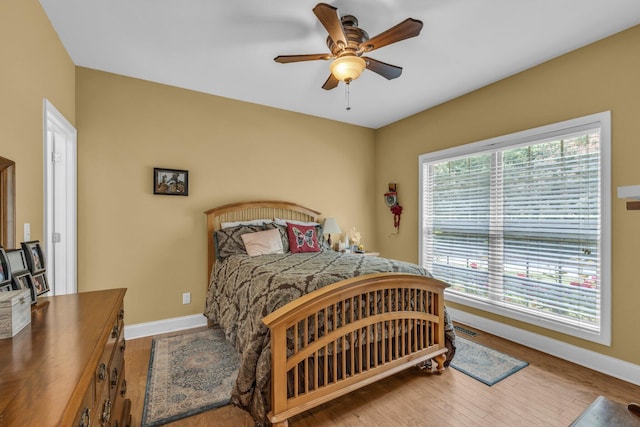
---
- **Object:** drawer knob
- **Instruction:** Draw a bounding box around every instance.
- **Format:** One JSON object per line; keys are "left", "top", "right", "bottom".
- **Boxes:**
{"left": 97, "top": 363, "right": 107, "bottom": 382}
{"left": 111, "top": 367, "right": 119, "bottom": 389}
{"left": 120, "top": 339, "right": 126, "bottom": 353}
{"left": 111, "top": 325, "right": 119, "bottom": 339}
{"left": 118, "top": 308, "right": 125, "bottom": 320}
{"left": 79, "top": 407, "right": 91, "bottom": 427}
{"left": 120, "top": 379, "right": 128, "bottom": 397}
{"left": 102, "top": 399, "right": 112, "bottom": 424}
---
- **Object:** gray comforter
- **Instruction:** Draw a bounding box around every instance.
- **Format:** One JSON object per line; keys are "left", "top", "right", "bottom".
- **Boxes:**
{"left": 204, "top": 251, "right": 456, "bottom": 425}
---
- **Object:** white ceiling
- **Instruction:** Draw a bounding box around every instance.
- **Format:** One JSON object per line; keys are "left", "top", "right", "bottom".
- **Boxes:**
{"left": 39, "top": 0, "right": 640, "bottom": 129}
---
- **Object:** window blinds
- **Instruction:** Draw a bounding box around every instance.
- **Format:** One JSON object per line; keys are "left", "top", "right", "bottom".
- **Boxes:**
{"left": 421, "top": 119, "right": 607, "bottom": 340}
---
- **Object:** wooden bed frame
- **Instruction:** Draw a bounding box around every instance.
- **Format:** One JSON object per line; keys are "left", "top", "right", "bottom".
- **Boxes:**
{"left": 205, "top": 201, "right": 449, "bottom": 427}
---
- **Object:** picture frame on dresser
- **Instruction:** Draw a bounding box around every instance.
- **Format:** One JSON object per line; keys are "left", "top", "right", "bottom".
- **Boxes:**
{"left": 6, "top": 249, "right": 28, "bottom": 277}
{"left": 21, "top": 241, "right": 45, "bottom": 274}
{"left": 6, "top": 249, "right": 37, "bottom": 304}
{"left": 0, "top": 247, "right": 12, "bottom": 290}
{"left": 12, "top": 270, "right": 37, "bottom": 304}
{"left": 32, "top": 272, "right": 50, "bottom": 296}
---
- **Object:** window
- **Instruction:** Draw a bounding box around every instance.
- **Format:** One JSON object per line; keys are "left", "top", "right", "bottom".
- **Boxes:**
{"left": 419, "top": 112, "right": 611, "bottom": 345}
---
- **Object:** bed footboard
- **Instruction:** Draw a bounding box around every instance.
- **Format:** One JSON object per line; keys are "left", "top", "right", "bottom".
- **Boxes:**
{"left": 262, "top": 273, "right": 449, "bottom": 427}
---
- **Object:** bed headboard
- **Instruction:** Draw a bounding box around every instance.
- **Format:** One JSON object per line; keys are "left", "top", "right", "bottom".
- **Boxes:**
{"left": 204, "top": 200, "right": 321, "bottom": 286}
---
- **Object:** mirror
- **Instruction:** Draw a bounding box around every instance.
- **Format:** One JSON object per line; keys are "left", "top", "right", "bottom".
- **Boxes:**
{"left": 0, "top": 156, "right": 16, "bottom": 248}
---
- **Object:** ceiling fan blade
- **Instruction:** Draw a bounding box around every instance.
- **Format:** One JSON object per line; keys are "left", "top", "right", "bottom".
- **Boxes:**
{"left": 364, "top": 57, "right": 402, "bottom": 80}
{"left": 322, "top": 74, "right": 340, "bottom": 90}
{"left": 313, "top": 3, "right": 348, "bottom": 47}
{"left": 361, "top": 18, "right": 423, "bottom": 52}
{"left": 274, "top": 54, "right": 332, "bottom": 63}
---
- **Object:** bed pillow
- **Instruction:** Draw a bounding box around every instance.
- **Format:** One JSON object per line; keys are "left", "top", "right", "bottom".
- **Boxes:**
{"left": 287, "top": 223, "right": 321, "bottom": 253}
{"left": 264, "top": 222, "right": 290, "bottom": 252}
{"left": 274, "top": 218, "right": 320, "bottom": 227}
{"left": 241, "top": 229, "right": 284, "bottom": 256}
{"left": 221, "top": 219, "right": 271, "bottom": 229}
{"left": 271, "top": 220, "right": 329, "bottom": 251}
{"left": 215, "top": 224, "right": 264, "bottom": 258}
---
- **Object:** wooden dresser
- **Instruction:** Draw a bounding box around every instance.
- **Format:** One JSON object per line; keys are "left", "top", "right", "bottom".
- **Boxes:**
{"left": 0, "top": 288, "right": 131, "bottom": 426}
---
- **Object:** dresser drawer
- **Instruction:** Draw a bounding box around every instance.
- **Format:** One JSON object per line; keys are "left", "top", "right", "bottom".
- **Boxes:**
{"left": 111, "top": 368, "right": 127, "bottom": 427}
{"left": 95, "top": 363, "right": 129, "bottom": 425}
{"left": 90, "top": 301, "right": 126, "bottom": 427}
{"left": 74, "top": 380, "right": 95, "bottom": 427}
{"left": 96, "top": 304, "right": 124, "bottom": 395}
{"left": 93, "top": 373, "right": 113, "bottom": 426}
{"left": 113, "top": 305, "right": 125, "bottom": 345}
{"left": 110, "top": 336, "right": 125, "bottom": 400}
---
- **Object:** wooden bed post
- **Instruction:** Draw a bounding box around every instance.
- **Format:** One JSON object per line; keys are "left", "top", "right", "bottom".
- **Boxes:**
{"left": 206, "top": 210, "right": 216, "bottom": 283}
{"left": 435, "top": 291, "right": 447, "bottom": 371}
{"left": 269, "top": 322, "right": 289, "bottom": 427}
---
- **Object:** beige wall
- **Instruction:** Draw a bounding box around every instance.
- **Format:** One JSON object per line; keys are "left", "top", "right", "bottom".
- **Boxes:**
{"left": 375, "top": 25, "right": 640, "bottom": 364}
{"left": 75, "top": 68, "right": 375, "bottom": 324}
{"left": 0, "top": 0, "right": 75, "bottom": 244}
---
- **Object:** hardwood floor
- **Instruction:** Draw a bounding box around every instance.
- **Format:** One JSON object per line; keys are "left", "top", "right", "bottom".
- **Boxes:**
{"left": 126, "top": 324, "right": 640, "bottom": 426}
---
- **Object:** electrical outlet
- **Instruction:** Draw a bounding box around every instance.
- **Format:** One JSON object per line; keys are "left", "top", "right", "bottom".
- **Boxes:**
{"left": 182, "top": 292, "right": 191, "bottom": 304}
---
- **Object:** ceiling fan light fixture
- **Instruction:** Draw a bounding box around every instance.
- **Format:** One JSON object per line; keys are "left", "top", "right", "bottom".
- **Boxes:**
{"left": 275, "top": 4, "right": 423, "bottom": 90}
{"left": 330, "top": 55, "right": 366, "bottom": 84}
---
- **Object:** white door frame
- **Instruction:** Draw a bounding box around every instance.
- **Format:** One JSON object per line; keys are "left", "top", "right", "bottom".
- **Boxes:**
{"left": 43, "top": 99, "right": 77, "bottom": 295}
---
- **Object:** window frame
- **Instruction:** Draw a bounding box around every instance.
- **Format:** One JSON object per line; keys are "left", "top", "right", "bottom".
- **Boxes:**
{"left": 418, "top": 111, "right": 611, "bottom": 345}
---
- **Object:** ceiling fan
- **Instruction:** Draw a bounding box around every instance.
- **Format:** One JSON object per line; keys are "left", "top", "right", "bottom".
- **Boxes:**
{"left": 274, "top": 3, "right": 424, "bottom": 90}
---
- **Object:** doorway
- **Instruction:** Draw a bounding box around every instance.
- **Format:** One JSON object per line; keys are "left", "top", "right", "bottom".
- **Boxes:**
{"left": 43, "top": 99, "right": 77, "bottom": 295}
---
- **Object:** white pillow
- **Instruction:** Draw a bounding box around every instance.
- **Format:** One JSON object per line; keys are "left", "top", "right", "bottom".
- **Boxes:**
{"left": 274, "top": 218, "right": 319, "bottom": 227}
{"left": 221, "top": 219, "right": 271, "bottom": 229}
{"left": 241, "top": 229, "right": 284, "bottom": 256}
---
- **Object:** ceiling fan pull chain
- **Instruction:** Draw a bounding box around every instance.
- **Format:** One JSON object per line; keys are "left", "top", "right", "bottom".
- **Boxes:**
{"left": 345, "top": 83, "right": 351, "bottom": 111}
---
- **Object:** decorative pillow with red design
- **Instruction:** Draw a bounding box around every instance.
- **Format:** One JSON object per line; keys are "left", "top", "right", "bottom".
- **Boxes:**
{"left": 287, "top": 223, "right": 320, "bottom": 253}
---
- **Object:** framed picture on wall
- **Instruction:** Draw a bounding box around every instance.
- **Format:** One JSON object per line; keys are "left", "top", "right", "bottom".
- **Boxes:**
{"left": 21, "top": 241, "right": 46, "bottom": 274}
{"left": 0, "top": 247, "right": 12, "bottom": 290}
{"left": 153, "top": 168, "right": 189, "bottom": 196}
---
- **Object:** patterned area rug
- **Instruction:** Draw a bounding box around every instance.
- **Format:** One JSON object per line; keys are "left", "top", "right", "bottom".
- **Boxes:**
{"left": 450, "top": 336, "right": 528, "bottom": 386}
{"left": 142, "top": 327, "right": 240, "bottom": 426}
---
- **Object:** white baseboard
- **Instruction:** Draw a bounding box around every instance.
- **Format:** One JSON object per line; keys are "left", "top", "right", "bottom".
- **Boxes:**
{"left": 448, "top": 307, "right": 640, "bottom": 387}
{"left": 124, "top": 313, "right": 208, "bottom": 340}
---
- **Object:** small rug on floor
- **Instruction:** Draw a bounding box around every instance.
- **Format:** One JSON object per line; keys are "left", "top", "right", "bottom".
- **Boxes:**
{"left": 141, "top": 326, "right": 239, "bottom": 426}
{"left": 450, "top": 336, "right": 528, "bottom": 386}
